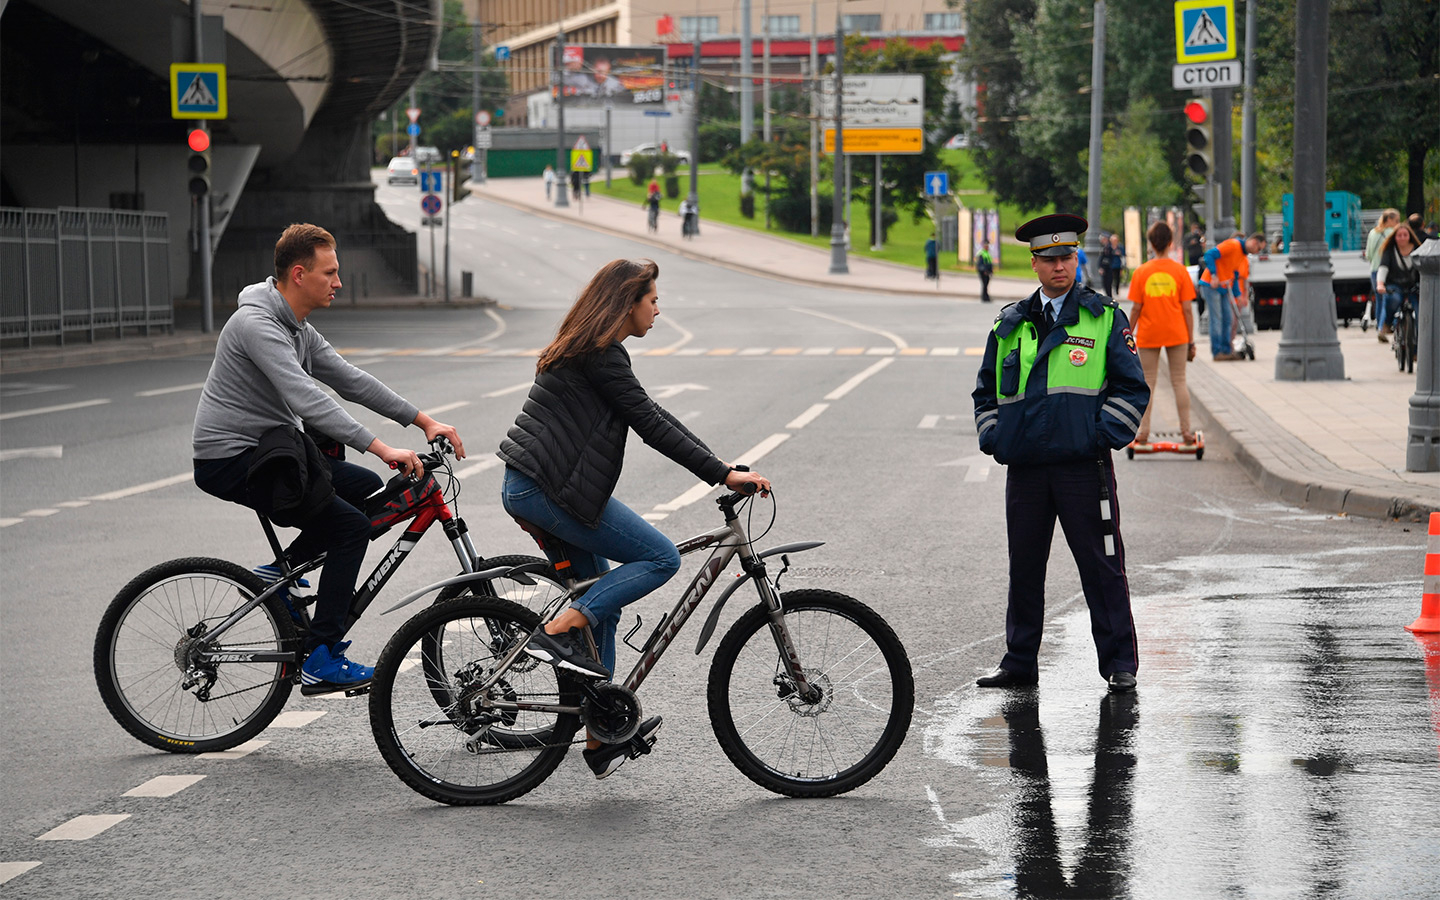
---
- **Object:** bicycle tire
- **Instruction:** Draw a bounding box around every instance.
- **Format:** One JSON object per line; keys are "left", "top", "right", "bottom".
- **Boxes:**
{"left": 370, "top": 594, "right": 582, "bottom": 805}
{"left": 1396, "top": 315, "right": 1410, "bottom": 372}
{"left": 708, "top": 589, "right": 914, "bottom": 798}
{"left": 94, "top": 558, "right": 297, "bottom": 753}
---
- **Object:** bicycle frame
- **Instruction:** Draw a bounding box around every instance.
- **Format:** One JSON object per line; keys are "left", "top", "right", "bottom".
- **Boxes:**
{"left": 193, "top": 481, "right": 482, "bottom": 668}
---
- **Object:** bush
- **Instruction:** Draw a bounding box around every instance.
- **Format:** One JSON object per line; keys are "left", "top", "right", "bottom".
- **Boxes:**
{"left": 664, "top": 174, "right": 680, "bottom": 199}
{"left": 628, "top": 155, "right": 656, "bottom": 186}
{"left": 699, "top": 122, "right": 742, "bottom": 163}
{"left": 769, "top": 193, "right": 833, "bottom": 234}
{"left": 741, "top": 194, "right": 755, "bottom": 218}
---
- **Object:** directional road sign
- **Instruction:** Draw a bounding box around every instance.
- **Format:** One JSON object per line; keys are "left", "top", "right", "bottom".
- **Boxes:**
{"left": 495, "top": 45, "right": 511, "bottom": 61}
{"left": 406, "top": 122, "right": 420, "bottom": 138}
{"left": 420, "top": 171, "right": 444, "bottom": 193}
{"left": 170, "top": 64, "right": 227, "bottom": 119}
{"left": 924, "top": 171, "right": 949, "bottom": 197}
{"left": 421, "top": 194, "right": 442, "bottom": 216}
{"left": 1174, "top": 0, "right": 1236, "bottom": 64}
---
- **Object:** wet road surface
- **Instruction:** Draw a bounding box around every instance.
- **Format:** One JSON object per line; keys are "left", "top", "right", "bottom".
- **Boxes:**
{"left": 926, "top": 544, "right": 1440, "bottom": 899}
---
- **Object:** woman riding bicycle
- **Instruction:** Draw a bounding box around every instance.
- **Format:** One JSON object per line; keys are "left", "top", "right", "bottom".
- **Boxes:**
{"left": 496, "top": 258, "right": 770, "bottom": 778}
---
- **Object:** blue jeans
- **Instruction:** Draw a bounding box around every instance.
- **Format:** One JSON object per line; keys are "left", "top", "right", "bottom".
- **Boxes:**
{"left": 500, "top": 468, "right": 680, "bottom": 673}
{"left": 1199, "top": 280, "right": 1232, "bottom": 357}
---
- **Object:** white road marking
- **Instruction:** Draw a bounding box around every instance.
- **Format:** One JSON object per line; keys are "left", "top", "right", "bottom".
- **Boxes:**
{"left": 0, "top": 862, "right": 42, "bottom": 885}
{"left": 940, "top": 453, "right": 993, "bottom": 482}
{"left": 642, "top": 513, "right": 669, "bottom": 522}
{"left": 56, "top": 500, "right": 90, "bottom": 508}
{"left": 803, "top": 347, "right": 833, "bottom": 355}
{"left": 919, "top": 414, "right": 962, "bottom": 429}
{"left": 0, "top": 398, "right": 110, "bottom": 421}
{"left": 269, "top": 710, "right": 327, "bottom": 728}
{"left": 931, "top": 347, "right": 961, "bottom": 356}
{"left": 0, "top": 445, "right": 63, "bottom": 461}
{"left": 456, "top": 457, "right": 503, "bottom": 479}
{"left": 87, "top": 472, "right": 193, "bottom": 502}
{"left": 865, "top": 347, "right": 896, "bottom": 355}
{"left": 824, "top": 358, "right": 894, "bottom": 401}
{"left": 650, "top": 383, "right": 708, "bottom": 400}
{"left": 425, "top": 401, "right": 470, "bottom": 415}
{"left": 654, "top": 432, "right": 791, "bottom": 513}
{"left": 197, "top": 739, "right": 269, "bottom": 759}
{"left": 790, "top": 307, "right": 909, "bottom": 349}
{"left": 739, "top": 347, "right": 771, "bottom": 355}
{"left": 123, "top": 774, "right": 206, "bottom": 797}
{"left": 674, "top": 348, "right": 706, "bottom": 356}
{"left": 398, "top": 658, "right": 420, "bottom": 674}
{"left": 136, "top": 382, "right": 206, "bottom": 397}
{"left": 786, "top": 403, "right": 829, "bottom": 430}
{"left": 482, "top": 382, "right": 531, "bottom": 398}
{"left": 0, "top": 519, "right": 23, "bottom": 528}
{"left": 21, "top": 509, "right": 58, "bottom": 518}
{"left": 36, "top": 815, "right": 129, "bottom": 841}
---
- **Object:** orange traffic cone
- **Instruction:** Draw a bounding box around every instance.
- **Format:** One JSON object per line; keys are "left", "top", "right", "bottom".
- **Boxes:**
{"left": 1405, "top": 512, "right": 1440, "bottom": 634}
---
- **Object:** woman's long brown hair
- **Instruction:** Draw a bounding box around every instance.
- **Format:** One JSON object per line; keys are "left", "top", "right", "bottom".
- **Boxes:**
{"left": 536, "top": 259, "right": 658, "bottom": 373}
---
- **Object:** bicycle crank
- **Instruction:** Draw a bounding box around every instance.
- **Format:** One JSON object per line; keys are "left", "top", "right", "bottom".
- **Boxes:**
{"left": 580, "top": 682, "right": 642, "bottom": 744}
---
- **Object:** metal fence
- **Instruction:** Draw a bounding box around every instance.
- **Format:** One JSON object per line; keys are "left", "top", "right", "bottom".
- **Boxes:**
{"left": 0, "top": 207, "right": 173, "bottom": 346}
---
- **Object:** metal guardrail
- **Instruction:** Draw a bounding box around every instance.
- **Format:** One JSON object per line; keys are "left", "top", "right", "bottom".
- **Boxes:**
{"left": 0, "top": 207, "right": 173, "bottom": 347}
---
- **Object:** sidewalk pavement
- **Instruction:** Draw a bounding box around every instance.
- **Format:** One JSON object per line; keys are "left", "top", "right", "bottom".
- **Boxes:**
{"left": 2, "top": 180, "right": 1432, "bottom": 523}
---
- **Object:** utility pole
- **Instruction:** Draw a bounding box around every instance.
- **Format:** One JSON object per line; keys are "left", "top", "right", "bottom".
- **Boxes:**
{"left": 554, "top": 0, "right": 569, "bottom": 208}
{"left": 1274, "top": 0, "right": 1343, "bottom": 381}
{"left": 1214, "top": 86, "right": 1234, "bottom": 235}
{"left": 473, "top": 20, "right": 486, "bottom": 184}
{"left": 1240, "top": 0, "right": 1257, "bottom": 236}
{"left": 1082, "top": 0, "right": 1105, "bottom": 287}
{"left": 192, "top": 0, "right": 213, "bottom": 332}
{"left": 829, "top": 18, "right": 848, "bottom": 274}
{"left": 687, "top": 27, "right": 701, "bottom": 236}
{"left": 809, "top": 1, "right": 819, "bottom": 237}
{"left": 763, "top": 0, "right": 772, "bottom": 228}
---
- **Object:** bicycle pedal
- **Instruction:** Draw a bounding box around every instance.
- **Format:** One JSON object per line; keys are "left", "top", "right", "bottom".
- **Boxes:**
{"left": 344, "top": 685, "right": 371, "bottom": 697}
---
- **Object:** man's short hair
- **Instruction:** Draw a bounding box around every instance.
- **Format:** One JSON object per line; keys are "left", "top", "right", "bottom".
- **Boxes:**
{"left": 1248, "top": 231, "right": 1265, "bottom": 245}
{"left": 274, "top": 224, "right": 336, "bottom": 282}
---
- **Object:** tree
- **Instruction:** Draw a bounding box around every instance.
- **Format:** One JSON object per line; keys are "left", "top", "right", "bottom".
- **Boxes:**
{"left": 1078, "top": 97, "right": 1182, "bottom": 232}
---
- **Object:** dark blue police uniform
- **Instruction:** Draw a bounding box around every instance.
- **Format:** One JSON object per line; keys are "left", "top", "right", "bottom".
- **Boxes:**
{"left": 972, "top": 216, "right": 1150, "bottom": 692}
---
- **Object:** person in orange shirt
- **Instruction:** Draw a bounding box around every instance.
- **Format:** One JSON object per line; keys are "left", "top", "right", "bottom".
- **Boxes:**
{"left": 1128, "top": 221, "right": 1198, "bottom": 444}
{"left": 1198, "top": 232, "right": 1264, "bottom": 360}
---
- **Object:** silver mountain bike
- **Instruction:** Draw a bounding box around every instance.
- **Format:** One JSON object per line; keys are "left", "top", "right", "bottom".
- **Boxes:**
{"left": 368, "top": 481, "right": 915, "bottom": 805}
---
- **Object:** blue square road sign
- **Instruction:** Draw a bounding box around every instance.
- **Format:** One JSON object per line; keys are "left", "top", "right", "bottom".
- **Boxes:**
{"left": 924, "top": 171, "right": 949, "bottom": 197}
{"left": 1174, "top": 0, "right": 1236, "bottom": 63}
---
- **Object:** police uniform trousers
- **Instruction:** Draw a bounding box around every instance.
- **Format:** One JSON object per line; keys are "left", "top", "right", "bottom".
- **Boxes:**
{"left": 1000, "top": 453, "right": 1138, "bottom": 679}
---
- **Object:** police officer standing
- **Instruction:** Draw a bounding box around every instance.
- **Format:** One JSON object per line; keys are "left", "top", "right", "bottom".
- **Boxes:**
{"left": 971, "top": 214, "right": 1149, "bottom": 693}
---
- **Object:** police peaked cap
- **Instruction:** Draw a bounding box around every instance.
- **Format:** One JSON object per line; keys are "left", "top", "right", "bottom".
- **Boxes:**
{"left": 1016, "top": 214, "right": 1088, "bottom": 257}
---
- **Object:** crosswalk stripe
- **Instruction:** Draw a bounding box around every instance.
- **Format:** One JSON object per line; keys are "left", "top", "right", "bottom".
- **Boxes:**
{"left": 269, "top": 710, "right": 327, "bottom": 728}
{"left": 36, "top": 815, "right": 129, "bottom": 841}
{"left": 123, "top": 775, "right": 206, "bottom": 797}
{"left": 197, "top": 739, "right": 269, "bottom": 759}
{"left": 0, "top": 862, "right": 42, "bottom": 885}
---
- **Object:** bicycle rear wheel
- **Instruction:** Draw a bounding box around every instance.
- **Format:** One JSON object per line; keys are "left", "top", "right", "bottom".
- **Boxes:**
{"left": 94, "top": 558, "right": 297, "bottom": 753}
{"left": 708, "top": 589, "right": 913, "bottom": 798}
{"left": 370, "top": 594, "right": 581, "bottom": 805}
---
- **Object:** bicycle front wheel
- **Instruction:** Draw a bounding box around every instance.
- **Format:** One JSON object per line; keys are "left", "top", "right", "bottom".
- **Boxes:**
{"left": 708, "top": 589, "right": 914, "bottom": 798}
{"left": 94, "top": 558, "right": 297, "bottom": 753}
{"left": 370, "top": 594, "right": 582, "bottom": 805}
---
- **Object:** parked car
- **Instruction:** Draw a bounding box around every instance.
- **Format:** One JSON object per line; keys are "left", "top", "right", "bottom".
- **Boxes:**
{"left": 619, "top": 143, "right": 691, "bottom": 166}
{"left": 387, "top": 156, "right": 419, "bottom": 185}
{"left": 413, "top": 146, "right": 442, "bottom": 164}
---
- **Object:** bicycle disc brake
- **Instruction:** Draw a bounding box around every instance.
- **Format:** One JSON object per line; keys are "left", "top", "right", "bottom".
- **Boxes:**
{"left": 580, "top": 682, "right": 641, "bottom": 744}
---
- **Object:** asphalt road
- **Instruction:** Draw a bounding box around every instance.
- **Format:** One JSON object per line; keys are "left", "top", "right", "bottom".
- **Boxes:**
{"left": 1, "top": 188, "right": 1435, "bottom": 899}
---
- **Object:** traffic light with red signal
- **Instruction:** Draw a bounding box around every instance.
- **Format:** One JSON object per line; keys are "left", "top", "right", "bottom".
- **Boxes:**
{"left": 1184, "top": 98, "right": 1213, "bottom": 178}
{"left": 187, "top": 127, "right": 211, "bottom": 197}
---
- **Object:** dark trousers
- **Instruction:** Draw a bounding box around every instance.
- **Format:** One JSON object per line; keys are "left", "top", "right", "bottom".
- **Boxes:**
{"left": 979, "top": 271, "right": 992, "bottom": 302}
{"left": 194, "top": 452, "right": 381, "bottom": 651}
{"left": 1101, "top": 268, "right": 1116, "bottom": 297}
{"left": 1001, "top": 456, "right": 1138, "bottom": 679}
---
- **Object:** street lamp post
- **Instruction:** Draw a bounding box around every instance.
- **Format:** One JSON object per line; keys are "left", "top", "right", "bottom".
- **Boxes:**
{"left": 828, "top": 19, "right": 848, "bottom": 275}
{"left": 554, "top": 0, "right": 568, "bottom": 209}
{"left": 1081, "top": 0, "right": 1105, "bottom": 288}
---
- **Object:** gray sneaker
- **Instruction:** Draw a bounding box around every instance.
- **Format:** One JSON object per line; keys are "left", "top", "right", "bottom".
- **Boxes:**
{"left": 522, "top": 628, "right": 611, "bottom": 680}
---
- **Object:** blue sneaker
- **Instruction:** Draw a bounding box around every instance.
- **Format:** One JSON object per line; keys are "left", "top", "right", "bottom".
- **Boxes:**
{"left": 300, "top": 641, "right": 373, "bottom": 696}
{"left": 253, "top": 564, "right": 310, "bottom": 624}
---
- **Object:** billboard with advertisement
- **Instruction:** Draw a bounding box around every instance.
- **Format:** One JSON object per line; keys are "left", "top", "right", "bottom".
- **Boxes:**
{"left": 558, "top": 45, "right": 665, "bottom": 107}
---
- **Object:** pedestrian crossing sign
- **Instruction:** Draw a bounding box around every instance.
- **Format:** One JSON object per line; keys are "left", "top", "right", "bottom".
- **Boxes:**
{"left": 170, "top": 64, "right": 228, "bottom": 119}
{"left": 1174, "top": 0, "right": 1236, "bottom": 64}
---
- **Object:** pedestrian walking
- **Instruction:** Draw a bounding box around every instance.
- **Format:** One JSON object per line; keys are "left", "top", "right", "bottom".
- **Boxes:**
{"left": 543, "top": 165, "right": 556, "bottom": 201}
{"left": 1183, "top": 224, "right": 1205, "bottom": 267}
{"left": 924, "top": 234, "right": 939, "bottom": 281}
{"left": 679, "top": 197, "right": 697, "bottom": 239}
{"left": 1367, "top": 209, "right": 1400, "bottom": 340}
{"left": 582, "top": 170, "right": 591, "bottom": 197}
{"left": 976, "top": 246, "right": 995, "bottom": 303}
{"left": 1099, "top": 236, "right": 1117, "bottom": 296}
{"left": 971, "top": 213, "right": 1150, "bottom": 694}
{"left": 570, "top": 169, "right": 582, "bottom": 203}
{"left": 1110, "top": 235, "right": 1127, "bottom": 291}
{"left": 1127, "top": 221, "right": 1197, "bottom": 445}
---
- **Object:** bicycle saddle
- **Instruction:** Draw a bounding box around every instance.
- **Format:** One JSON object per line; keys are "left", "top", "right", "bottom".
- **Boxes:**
{"left": 511, "top": 516, "right": 579, "bottom": 578}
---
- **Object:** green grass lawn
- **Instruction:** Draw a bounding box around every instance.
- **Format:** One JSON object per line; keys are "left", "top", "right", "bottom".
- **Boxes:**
{"left": 592, "top": 150, "right": 1052, "bottom": 281}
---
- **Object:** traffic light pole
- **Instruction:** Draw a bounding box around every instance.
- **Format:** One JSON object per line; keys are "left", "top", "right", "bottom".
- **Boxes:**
{"left": 192, "top": 1, "right": 213, "bottom": 333}
{"left": 1081, "top": 0, "right": 1106, "bottom": 287}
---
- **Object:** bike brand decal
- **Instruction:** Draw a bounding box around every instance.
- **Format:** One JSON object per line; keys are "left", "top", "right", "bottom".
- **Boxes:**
{"left": 630, "top": 553, "right": 727, "bottom": 686}
{"left": 364, "top": 536, "right": 418, "bottom": 595}
{"left": 675, "top": 533, "right": 720, "bottom": 554}
{"left": 207, "top": 653, "right": 260, "bottom": 663}
{"left": 156, "top": 735, "right": 196, "bottom": 746}
{"left": 1064, "top": 335, "right": 1096, "bottom": 348}
{"left": 1069, "top": 347, "right": 1088, "bottom": 366}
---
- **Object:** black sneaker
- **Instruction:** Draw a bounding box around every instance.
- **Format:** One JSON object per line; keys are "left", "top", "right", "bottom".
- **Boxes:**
{"left": 523, "top": 628, "right": 612, "bottom": 680}
{"left": 583, "top": 716, "right": 663, "bottom": 779}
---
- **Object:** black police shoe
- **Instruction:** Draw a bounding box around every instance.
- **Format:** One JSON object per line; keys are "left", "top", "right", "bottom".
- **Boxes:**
{"left": 975, "top": 666, "right": 1039, "bottom": 688}
{"left": 1107, "top": 671, "right": 1137, "bottom": 693}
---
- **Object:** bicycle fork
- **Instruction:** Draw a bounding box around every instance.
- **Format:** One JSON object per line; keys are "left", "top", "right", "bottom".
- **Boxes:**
{"left": 747, "top": 554, "right": 824, "bottom": 705}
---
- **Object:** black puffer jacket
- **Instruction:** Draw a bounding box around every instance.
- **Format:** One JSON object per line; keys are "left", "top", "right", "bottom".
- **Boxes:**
{"left": 497, "top": 343, "right": 731, "bottom": 527}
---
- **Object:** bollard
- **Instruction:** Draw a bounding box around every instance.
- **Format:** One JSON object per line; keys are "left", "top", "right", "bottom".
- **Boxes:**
{"left": 1407, "top": 239, "right": 1440, "bottom": 471}
{"left": 461, "top": 271, "right": 473, "bottom": 299}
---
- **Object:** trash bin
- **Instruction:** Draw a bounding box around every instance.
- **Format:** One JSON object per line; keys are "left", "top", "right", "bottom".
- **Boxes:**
{"left": 461, "top": 271, "right": 473, "bottom": 298}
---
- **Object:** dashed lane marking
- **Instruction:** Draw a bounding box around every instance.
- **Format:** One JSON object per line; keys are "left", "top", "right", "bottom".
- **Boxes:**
{"left": 197, "top": 739, "right": 268, "bottom": 759}
{"left": 0, "top": 398, "right": 110, "bottom": 421}
{"left": 786, "top": 403, "right": 830, "bottom": 430}
{"left": 87, "top": 473, "right": 193, "bottom": 502}
{"left": 0, "top": 862, "right": 42, "bottom": 884}
{"left": 135, "top": 382, "right": 206, "bottom": 397}
{"left": 36, "top": 815, "right": 129, "bottom": 841}
{"left": 268, "top": 710, "right": 327, "bottom": 728}
{"left": 456, "top": 457, "right": 503, "bottom": 479}
{"left": 0, "top": 445, "right": 63, "bottom": 461}
{"left": 20, "top": 509, "right": 58, "bottom": 518}
{"left": 425, "top": 401, "right": 470, "bottom": 416}
{"left": 123, "top": 775, "right": 206, "bottom": 797}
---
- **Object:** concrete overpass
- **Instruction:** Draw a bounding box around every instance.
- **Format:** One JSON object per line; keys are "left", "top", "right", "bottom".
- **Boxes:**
{"left": 0, "top": 0, "right": 438, "bottom": 308}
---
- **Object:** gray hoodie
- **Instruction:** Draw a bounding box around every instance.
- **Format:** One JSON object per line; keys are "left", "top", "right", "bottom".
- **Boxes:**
{"left": 192, "top": 279, "right": 419, "bottom": 459}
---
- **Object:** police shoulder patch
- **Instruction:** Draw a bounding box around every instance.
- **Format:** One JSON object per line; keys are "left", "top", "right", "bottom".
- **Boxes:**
{"left": 1122, "top": 327, "right": 1137, "bottom": 354}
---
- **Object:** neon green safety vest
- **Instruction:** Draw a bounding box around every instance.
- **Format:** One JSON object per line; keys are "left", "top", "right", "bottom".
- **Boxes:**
{"left": 993, "top": 303, "right": 1113, "bottom": 402}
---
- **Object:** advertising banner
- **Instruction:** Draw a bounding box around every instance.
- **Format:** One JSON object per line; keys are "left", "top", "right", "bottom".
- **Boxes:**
{"left": 559, "top": 45, "right": 665, "bottom": 107}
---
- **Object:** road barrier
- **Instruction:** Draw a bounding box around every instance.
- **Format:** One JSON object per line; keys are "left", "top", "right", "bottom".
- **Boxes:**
{"left": 1406, "top": 511, "right": 1440, "bottom": 634}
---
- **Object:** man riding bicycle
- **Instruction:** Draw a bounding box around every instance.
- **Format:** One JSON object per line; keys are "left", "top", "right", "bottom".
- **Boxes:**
{"left": 192, "top": 224, "right": 466, "bottom": 696}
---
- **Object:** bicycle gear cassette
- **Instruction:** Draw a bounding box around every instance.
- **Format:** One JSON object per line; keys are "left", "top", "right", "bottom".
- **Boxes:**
{"left": 580, "top": 682, "right": 642, "bottom": 744}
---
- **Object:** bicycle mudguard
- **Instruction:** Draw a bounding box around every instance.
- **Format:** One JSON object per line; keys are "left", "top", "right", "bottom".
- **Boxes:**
{"left": 379, "top": 564, "right": 517, "bottom": 615}
{"left": 694, "top": 541, "right": 825, "bottom": 654}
